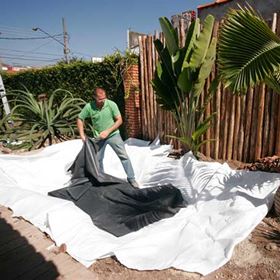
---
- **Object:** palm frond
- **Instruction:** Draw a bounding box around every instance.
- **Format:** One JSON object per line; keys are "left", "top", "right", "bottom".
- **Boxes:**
{"left": 218, "top": 6, "right": 280, "bottom": 94}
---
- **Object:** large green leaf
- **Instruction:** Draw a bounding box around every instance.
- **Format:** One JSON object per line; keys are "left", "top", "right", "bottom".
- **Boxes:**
{"left": 193, "top": 37, "right": 217, "bottom": 96}
{"left": 182, "top": 19, "right": 200, "bottom": 68}
{"left": 265, "top": 75, "right": 280, "bottom": 94}
{"left": 177, "top": 67, "right": 193, "bottom": 93}
{"left": 218, "top": 6, "right": 280, "bottom": 94}
{"left": 159, "top": 17, "right": 179, "bottom": 56}
{"left": 189, "top": 15, "right": 215, "bottom": 69}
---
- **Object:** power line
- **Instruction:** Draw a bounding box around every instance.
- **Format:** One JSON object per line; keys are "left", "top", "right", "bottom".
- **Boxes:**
{"left": 0, "top": 55, "right": 61, "bottom": 62}
{"left": 0, "top": 52, "right": 63, "bottom": 60}
{"left": 0, "top": 34, "right": 62, "bottom": 40}
{"left": 0, "top": 47, "right": 62, "bottom": 57}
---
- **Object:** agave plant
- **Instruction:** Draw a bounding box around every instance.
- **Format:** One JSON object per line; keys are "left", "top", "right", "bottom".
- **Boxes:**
{"left": 218, "top": 6, "right": 280, "bottom": 94}
{"left": 152, "top": 15, "right": 217, "bottom": 154}
{"left": 9, "top": 89, "right": 85, "bottom": 149}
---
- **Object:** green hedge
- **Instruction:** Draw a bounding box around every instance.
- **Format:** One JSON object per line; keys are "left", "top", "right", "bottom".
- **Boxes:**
{"left": 1, "top": 53, "right": 138, "bottom": 138}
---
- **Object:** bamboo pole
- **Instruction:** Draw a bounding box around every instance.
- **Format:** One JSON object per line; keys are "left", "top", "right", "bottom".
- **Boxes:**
{"left": 205, "top": 77, "right": 211, "bottom": 157}
{"left": 267, "top": 14, "right": 279, "bottom": 155}
{"left": 143, "top": 36, "right": 151, "bottom": 139}
{"left": 275, "top": 13, "right": 280, "bottom": 155}
{"left": 255, "top": 84, "right": 266, "bottom": 159}
{"left": 199, "top": 86, "right": 206, "bottom": 155}
{"left": 268, "top": 89, "right": 278, "bottom": 155}
{"left": 219, "top": 84, "right": 226, "bottom": 159}
{"left": 214, "top": 82, "right": 221, "bottom": 159}
{"left": 153, "top": 33, "right": 159, "bottom": 138}
{"left": 233, "top": 95, "right": 241, "bottom": 160}
{"left": 237, "top": 95, "right": 246, "bottom": 161}
{"left": 179, "top": 18, "right": 185, "bottom": 47}
{"left": 249, "top": 87, "right": 259, "bottom": 161}
{"left": 243, "top": 88, "right": 254, "bottom": 162}
{"left": 154, "top": 32, "right": 160, "bottom": 139}
{"left": 222, "top": 90, "right": 230, "bottom": 160}
{"left": 147, "top": 35, "right": 155, "bottom": 140}
{"left": 261, "top": 85, "right": 271, "bottom": 157}
{"left": 275, "top": 100, "right": 280, "bottom": 156}
{"left": 138, "top": 36, "right": 147, "bottom": 139}
{"left": 227, "top": 93, "right": 236, "bottom": 160}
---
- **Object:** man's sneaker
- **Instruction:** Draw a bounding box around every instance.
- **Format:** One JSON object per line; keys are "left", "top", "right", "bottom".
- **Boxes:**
{"left": 128, "top": 178, "right": 139, "bottom": 188}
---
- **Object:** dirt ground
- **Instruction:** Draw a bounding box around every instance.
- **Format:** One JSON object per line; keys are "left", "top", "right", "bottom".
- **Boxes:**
{"left": 88, "top": 213, "right": 280, "bottom": 280}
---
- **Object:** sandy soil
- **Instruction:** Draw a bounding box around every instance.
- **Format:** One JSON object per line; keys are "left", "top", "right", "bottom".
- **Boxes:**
{"left": 89, "top": 214, "right": 280, "bottom": 280}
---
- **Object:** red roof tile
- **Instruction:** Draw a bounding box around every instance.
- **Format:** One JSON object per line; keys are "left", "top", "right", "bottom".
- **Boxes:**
{"left": 198, "top": 0, "right": 232, "bottom": 10}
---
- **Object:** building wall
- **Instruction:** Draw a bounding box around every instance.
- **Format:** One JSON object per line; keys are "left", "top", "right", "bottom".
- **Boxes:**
{"left": 198, "top": 0, "right": 280, "bottom": 21}
{"left": 123, "top": 64, "right": 141, "bottom": 139}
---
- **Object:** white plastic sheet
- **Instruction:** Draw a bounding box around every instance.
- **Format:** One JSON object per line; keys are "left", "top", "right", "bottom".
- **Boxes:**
{"left": 0, "top": 139, "right": 279, "bottom": 275}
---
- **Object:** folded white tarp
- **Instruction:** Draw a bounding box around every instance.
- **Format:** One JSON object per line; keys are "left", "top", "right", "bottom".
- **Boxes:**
{"left": 0, "top": 139, "right": 279, "bottom": 275}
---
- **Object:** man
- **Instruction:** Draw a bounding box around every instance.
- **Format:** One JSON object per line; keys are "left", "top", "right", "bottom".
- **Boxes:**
{"left": 77, "top": 87, "right": 139, "bottom": 188}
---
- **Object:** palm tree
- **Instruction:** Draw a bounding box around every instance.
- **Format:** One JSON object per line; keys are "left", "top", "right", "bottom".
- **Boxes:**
{"left": 218, "top": 6, "right": 280, "bottom": 94}
{"left": 218, "top": 6, "right": 280, "bottom": 216}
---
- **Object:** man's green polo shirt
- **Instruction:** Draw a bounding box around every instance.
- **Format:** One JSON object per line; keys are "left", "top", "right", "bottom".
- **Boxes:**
{"left": 78, "top": 99, "right": 121, "bottom": 138}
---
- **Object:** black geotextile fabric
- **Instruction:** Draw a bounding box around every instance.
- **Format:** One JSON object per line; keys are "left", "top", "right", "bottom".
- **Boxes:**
{"left": 48, "top": 138, "right": 186, "bottom": 237}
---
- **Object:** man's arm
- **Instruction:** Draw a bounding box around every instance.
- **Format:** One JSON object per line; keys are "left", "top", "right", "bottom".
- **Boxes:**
{"left": 77, "top": 118, "right": 87, "bottom": 141}
{"left": 99, "top": 115, "right": 122, "bottom": 139}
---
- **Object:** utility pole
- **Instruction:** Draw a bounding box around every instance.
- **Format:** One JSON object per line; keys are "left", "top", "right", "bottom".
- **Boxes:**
{"left": 62, "top": 17, "right": 69, "bottom": 64}
{"left": 0, "top": 75, "right": 11, "bottom": 116}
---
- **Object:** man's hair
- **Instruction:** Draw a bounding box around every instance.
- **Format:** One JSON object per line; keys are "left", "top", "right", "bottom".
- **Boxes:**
{"left": 93, "top": 87, "right": 106, "bottom": 96}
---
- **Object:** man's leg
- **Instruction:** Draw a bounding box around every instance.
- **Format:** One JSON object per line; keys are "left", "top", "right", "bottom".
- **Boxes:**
{"left": 106, "top": 133, "right": 138, "bottom": 187}
{"left": 96, "top": 139, "right": 107, "bottom": 173}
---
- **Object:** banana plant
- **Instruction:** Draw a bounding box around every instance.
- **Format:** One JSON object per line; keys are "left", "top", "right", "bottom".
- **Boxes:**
{"left": 152, "top": 15, "right": 217, "bottom": 154}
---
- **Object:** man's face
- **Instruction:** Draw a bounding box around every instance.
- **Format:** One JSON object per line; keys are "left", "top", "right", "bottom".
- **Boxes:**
{"left": 94, "top": 89, "right": 106, "bottom": 106}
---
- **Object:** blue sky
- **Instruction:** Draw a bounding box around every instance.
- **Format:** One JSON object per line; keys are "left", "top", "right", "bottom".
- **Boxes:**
{"left": 0, "top": 0, "right": 208, "bottom": 66}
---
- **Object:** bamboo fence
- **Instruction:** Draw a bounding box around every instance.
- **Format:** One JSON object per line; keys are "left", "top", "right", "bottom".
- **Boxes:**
{"left": 138, "top": 13, "right": 280, "bottom": 162}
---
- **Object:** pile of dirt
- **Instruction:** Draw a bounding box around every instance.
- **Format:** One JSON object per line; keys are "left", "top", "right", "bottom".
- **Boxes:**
{"left": 245, "top": 156, "right": 280, "bottom": 173}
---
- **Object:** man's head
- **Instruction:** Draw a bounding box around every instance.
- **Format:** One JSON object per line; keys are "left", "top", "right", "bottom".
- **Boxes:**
{"left": 93, "top": 88, "right": 107, "bottom": 107}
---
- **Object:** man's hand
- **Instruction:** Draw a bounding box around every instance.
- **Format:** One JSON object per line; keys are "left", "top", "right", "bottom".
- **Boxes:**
{"left": 99, "top": 130, "right": 109, "bottom": 139}
{"left": 81, "top": 135, "right": 87, "bottom": 142}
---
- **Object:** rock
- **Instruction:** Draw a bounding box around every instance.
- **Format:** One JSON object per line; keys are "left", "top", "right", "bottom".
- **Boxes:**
{"left": 0, "top": 146, "right": 12, "bottom": 154}
{"left": 265, "top": 243, "right": 278, "bottom": 251}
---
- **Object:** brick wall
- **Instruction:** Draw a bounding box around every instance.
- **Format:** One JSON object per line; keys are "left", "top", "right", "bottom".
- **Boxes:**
{"left": 123, "top": 64, "right": 141, "bottom": 138}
